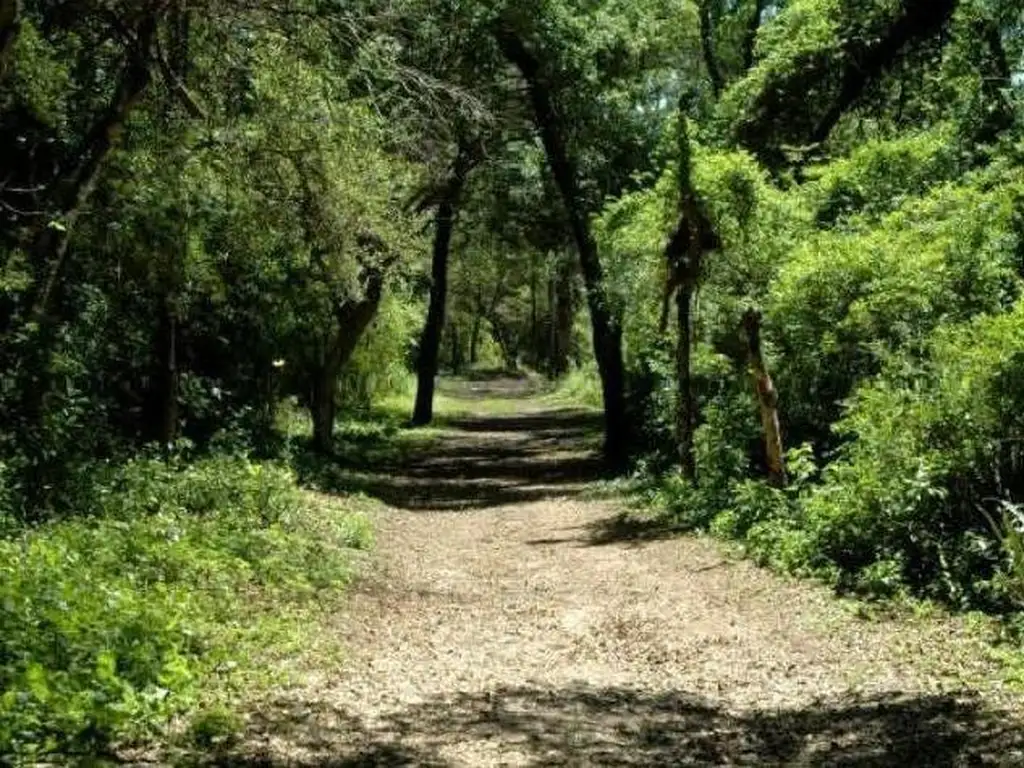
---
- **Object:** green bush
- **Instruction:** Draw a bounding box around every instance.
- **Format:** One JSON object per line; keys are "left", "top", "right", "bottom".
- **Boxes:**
{"left": 709, "top": 301, "right": 1024, "bottom": 605}
{"left": 805, "top": 127, "right": 960, "bottom": 226}
{"left": 803, "top": 301, "right": 1024, "bottom": 601}
{"left": 768, "top": 172, "right": 1023, "bottom": 446}
{"left": 0, "top": 457, "right": 371, "bottom": 760}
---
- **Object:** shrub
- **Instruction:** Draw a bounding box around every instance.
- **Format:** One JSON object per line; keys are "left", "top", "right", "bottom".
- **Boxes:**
{"left": 0, "top": 457, "right": 371, "bottom": 760}
{"left": 791, "top": 300, "right": 1024, "bottom": 604}
{"left": 768, "top": 173, "right": 1024, "bottom": 447}
{"left": 805, "top": 127, "right": 960, "bottom": 226}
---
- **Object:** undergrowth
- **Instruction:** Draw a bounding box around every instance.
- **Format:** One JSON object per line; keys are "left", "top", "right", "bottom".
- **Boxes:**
{"left": 0, "top": 456, "right": 373, "bottom": 762}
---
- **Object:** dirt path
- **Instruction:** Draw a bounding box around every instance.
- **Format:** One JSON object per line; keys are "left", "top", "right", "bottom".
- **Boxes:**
{"left": 237, "top": 381, "right": 1024, "bottom": 766}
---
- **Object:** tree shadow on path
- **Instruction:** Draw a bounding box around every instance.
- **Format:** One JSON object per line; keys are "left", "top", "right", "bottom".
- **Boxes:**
{"left": 295, "top": 393, "right": 609, "bottom": 512}
{"left": 204, "top": 684, "right": 1024, "bottom": 766}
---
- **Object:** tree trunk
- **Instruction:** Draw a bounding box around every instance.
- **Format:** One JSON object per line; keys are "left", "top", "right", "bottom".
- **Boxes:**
{"left": 552, "top": 258, "right": 574, "bottom": 377}
{"left": 742, "top": 309, "right": 786, "bottom": 487}
{"left": 809, "top": 0, "right": 957, "bottom": 146}
{"left": 2, "top": 16, "right": 155, "bottom": 515}
{"left": 676, "top": 281, "right": 697, "bottom": 480}
{"left": 529, "top": 261, "right": 539, "bottom": 368}
{"left": 450, "top": 323, "right": 463, "bottom": 374}
{"left": 0, "top": 0, "right": 21, "bottom": 80}
{"left": 664, "top": 212, "right": 702, "bottom": 481}
{"left": 157, "top": 300, "right": 179, "bottom": 447}
{"left": 698, "top": 0, "right": 724, "bottom": 97}
{"left": 412, "top": 148, "right": 475, "bottom": 426}
{"left": 547, "top": 274, "right": 558, "bottom": 375}
{"left": 495, "top": 25, "right": 629, "bottom": 469}
{"left": 665, "top": 113, "right": 721, "bottom": 479}
{"left": 488, "top": 314, "right": 518, "bottom": 372}
{"left": 469, "top": 311, "right": 482, "bottom": 366}
{"left": 312, "top": 267, "right": 388, "bottom": 453}
{"left": 311, "top": 365, "right": 338, "bottom": 454}
{"left": 741, "top": 0, "right": 768, "bottom": 73}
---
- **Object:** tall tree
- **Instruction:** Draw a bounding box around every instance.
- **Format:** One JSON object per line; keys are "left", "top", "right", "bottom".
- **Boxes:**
{"left": 495, "top": 23, "right": 630, "bottom": 468}
{"left": 412, "top": 144, "right": 479, "bottom": 426}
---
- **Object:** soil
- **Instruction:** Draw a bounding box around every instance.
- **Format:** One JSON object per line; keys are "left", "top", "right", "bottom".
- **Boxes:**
{"left": 224, "top": 379, "right": 1024, "bottom": 766}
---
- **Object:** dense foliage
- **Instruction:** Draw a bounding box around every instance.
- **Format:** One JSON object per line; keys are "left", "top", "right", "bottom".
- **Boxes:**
{"left": 594, "top": 2, "right": 1024, "bottom": 610}
{"left": 2, "top": 0, "right": 1024, "bottom": 758}
{"left": 1, "top": 456, "right": 372, "bottom": 759}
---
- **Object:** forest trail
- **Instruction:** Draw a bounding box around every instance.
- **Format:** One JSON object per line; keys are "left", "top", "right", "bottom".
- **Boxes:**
{"left": 236, "top": 379, "right": 1024, "bottom": 766}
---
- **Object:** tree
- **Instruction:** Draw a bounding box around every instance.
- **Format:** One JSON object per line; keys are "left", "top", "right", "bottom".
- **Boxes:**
{"left": 494, "top": 21, "right": 631, "bottom": 467}
{"left": 412, "top": 143, "right": 480, "bottom": 425}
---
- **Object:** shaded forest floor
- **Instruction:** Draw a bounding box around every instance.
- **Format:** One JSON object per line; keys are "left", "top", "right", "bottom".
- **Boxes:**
{"left": 202, "top": 377, "right": 1024, "bottom": 766}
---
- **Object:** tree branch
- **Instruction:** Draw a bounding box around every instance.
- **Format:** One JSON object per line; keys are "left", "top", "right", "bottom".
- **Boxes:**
{"left": 741, "top": 0, "right": 768, "bottom": 73}
{"left": 810, "top": 0, "right": 957, "bottom": 145}
{"left": 699, "top": 0, "right": 724, "bottom": 97}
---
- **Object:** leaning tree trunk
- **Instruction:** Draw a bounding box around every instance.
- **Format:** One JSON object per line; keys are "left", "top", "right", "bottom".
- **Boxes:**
{"left": 496, "top": 25, "right": 629, "bottom": 469}
{"left": 312, "top": 268, "right": 387, "bottom": 453}
{"left": 12, "top": 21, "right": 155, "bottom": 512}
{"left": 487, "top": 313, "right": 519, "bottom": 373}
{"left": 808, "top": 0, "right": 957, "bottom": 147}
{"left": 742, "top": 309, "right": 786, "bottom": 487}
{"left": 28, "top": 19, "right": 155, "bottom": 324}
{"left": 412, "top": 148, "right": 475, "bottom": 426}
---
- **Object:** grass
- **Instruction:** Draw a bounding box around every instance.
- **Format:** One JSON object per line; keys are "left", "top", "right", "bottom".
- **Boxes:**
{"left": 542, "top": 366, "right": 603, "bottom": 410}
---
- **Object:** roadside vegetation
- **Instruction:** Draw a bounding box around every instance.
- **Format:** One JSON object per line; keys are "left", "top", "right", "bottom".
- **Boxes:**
{"left": 3, "top": 0, "right": 1024, "bottom": 761}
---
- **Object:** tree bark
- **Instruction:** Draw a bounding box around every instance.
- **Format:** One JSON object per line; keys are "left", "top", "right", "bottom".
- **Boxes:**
{"left": 552, "top": 257, "right": 574, "bottom": 376}
{"left": 698, "top": 0, "right": 724, "bottom": 97}
{"left": 529, "top": 259, "right": 539, "bottom": 369}
{"left": 488, "top": 312, "right": 519, "bottom": 372}
{"left": 311, "top": 367, "right": 338, "bottom": 455}
{"left": 0, "top": 0, "right": 21, "bottom": 81}
{"left": 741, "top": 0, "right": 768, "bottom": 73}
{"left": 411, "top": 148, "right": 475, "bottom": 426}
{"left": 312, "top": 267, "right": 387, "bottom": 452}
{"left": 665, "top": 113, "right": 721, "bottom": 479}
{"left": 155, "top": 5, "right": 191, "bottom": 450}
{"left": 547, "top": 274, "right": 558, "bottom": 374}
{"left": 11, "top": 17, "right": 156, "bottom": 509}
{"left": 676, "top": 279, "right": 697, "bottom": 480}
{"left": 469, "top": 292, "right": 483, "bottom": 365}
{"left": 450, "top": 323, "right": 463, "bottom": 375}
{"left": 742, "top": 309, "right": 786, "bottom": 487}
{"left": 495, "top": 24, "right": 629, "bottom": 469}
{"left": 664, "top": 211, "right": 704, "bottom": 480}
{"left": 157, "top": 300, "right": 179, "bottom": 447}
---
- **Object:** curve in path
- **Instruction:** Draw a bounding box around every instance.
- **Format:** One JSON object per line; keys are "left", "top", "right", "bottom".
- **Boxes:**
{"left": 236, "top": 381, "right": 1024, "bottom": 767}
